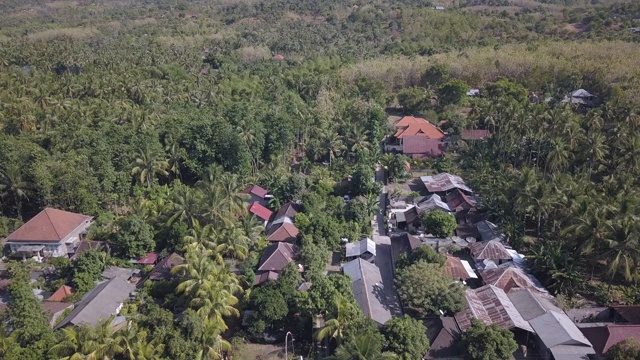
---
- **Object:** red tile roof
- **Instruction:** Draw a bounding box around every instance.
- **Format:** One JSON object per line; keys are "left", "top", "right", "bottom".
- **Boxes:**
{"left": 147, "top": 253, "right": 184, "bottom": 281}
{"left": 253, "top": 270, "right": 280, "bottom": 286}
{"left": 42, "top": 301, "right": 73, "bottom": 315}
{"left": 468, "top": 240, "right": 512, "bottom": 261}
{"left": 5, "top": 208, "right": 92, "bottom": 243}
{"left": 47, "top": 285, "right": 73, "bottom": 302}
{"left": 248, "top": 202, "right": 273, "bottom": 221}
{"left": 461, "top": 129, "right": 491, "bottom": 140}
{"left": 273, "top": 54, "right": 285, "bottom": 60}
{"left": 395, "top": 116, "right": 427, "bottom": 128}
{"left": 241, "top": 185, "right": 269, "bottom": 199}
{"left": 394, "top": 121, "right": 445, "bottom": 139}
{"left": 402, "top": 136, "right": 446, "bottom": 157}
{"left": 133, "top": 252, "right": 158, "bottom": 265}
{"left": 266, "top": 223, "right": 299, "bottom": 242}
{"left": 581, "top": 325, "right": 640, "bottom": 354}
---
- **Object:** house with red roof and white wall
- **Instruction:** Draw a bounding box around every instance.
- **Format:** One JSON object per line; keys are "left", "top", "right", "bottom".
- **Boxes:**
{"left": 3, "top": 208, "right": 93, "bottom": 259}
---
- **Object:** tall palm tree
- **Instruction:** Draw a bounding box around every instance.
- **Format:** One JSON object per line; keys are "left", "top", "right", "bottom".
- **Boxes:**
{"left": 345, "top": 124, "right": 371, "bottom": 158}
{"left": 601, "top": 217, "right": 640, "bottom": 283}
{"left": 315, "top": 296, "right": 352, "bottom": 345}
{"left": 167, "top": 185, "right": 201, "bottom": 228}
{"left": 131, "top": 146, "right": 169, "bottom": 187}
{"left": 195, "top": 318, "right": 232, "bottom": 360}
{"left": 329, "top": 332, "right": 398, "bottom": 360}
{"left": 119, "top": 322, "right": 165, "bottom": 360}
{"left": 323, "top": 132, "right": 346, "bottom": 166}
{"left": 0, "top": 163, "right": 29, "bottom": 220}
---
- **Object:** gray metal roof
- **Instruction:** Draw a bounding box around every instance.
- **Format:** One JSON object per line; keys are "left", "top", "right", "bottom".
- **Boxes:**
{"left": 55, "top": 276, "right": 134, "bottom": 329}
{"left": 549, "top": 345, "right": 595, "bottom": 359}
{"left": 475, "top": 220, "right": 504, "bottom": 242}
{"left": 529, "top": 311, "right": 593, "bottom": 348}
{"left": 418, "top": 194, "right": 452, "bottom": 212}
{"left": 342, "top": 258, "right": 391, "bottom": 325}
{"left": 507, "top": 289, "right": 559, "bottom": 321}
{"left": 346, "top": 238, "right": 376, "bottom": 258}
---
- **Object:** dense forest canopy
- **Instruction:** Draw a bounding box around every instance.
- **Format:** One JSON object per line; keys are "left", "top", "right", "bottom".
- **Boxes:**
{"left": 0, "top": 0, "right": 639, "bottom": 358}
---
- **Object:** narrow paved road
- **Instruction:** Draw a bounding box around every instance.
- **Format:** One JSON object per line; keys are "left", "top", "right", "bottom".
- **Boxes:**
{"left": 372, "top": 167, "right": 403, "bottom": 319}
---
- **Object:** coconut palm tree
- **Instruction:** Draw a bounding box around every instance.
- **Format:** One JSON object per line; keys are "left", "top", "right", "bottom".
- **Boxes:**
{"left": 195, "top": 318, "right": 232, "bottom": 360}
{"left": 323, "top": 132, "right": 346, "bottom": 166}
{"left": 315, "top": 296, "right": 353, "bottom": 345}
{"left": 119, "top": 322, "right": 165, "bottom": 360}
{"left": 329, "top": 332, "right": 398, "bottom": 360}
{"left": 131, "top": 146, "right": 169, "bottom": 187}
{"left": 0, "top": 163, "right": 29, "bottom": 221}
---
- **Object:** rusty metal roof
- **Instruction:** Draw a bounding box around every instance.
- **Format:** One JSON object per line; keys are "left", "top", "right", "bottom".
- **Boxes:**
{"left": 480, "top": 266, "right": 545, "bottom": 294}
{"left": 455, "top": 285, "right": 533, "bottom": 332}
{"left": 420, "top": 173, "right": 472, "bottom": 194}
{"left": 468, "top": 240, "right": 512, "bottom": 261}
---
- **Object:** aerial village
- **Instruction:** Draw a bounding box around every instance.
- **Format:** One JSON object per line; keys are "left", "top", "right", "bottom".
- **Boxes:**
{"left": 0, "top": 109, "right": 637, "bottom": 360}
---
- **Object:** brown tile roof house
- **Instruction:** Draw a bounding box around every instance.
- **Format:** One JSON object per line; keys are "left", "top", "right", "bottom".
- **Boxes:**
{"left": 580, "top": 324, "right": 640, "bottom": 355}
{"left": 455, "top": 285, "right": 533, "bottom": 332}
{"left": 248, "top": 202, "right": 273, "bottom": 223}
{"left": 273, "top": 202, "right": 300, "bottom": 221}
{"left": 468, "top": 240, "right": 512, "bottom": 261}
{"left": 395, "top": 115, "right": 426, "bottom": 128}
{"left": 70, "top": 240, "right": 106, "bottom": 260}
{"left": 146, "top": 253, "right": 184, "bottom": 281}
{"left": 254, "top": 242, "right": 299, "bottom": 286}
{"left": 611, "top": 305, "right": 640, "bottom": 324}
{"left": 390, "top": 233, "right": 422, "bottom": 268}
{"left": 47, "top": 285, "right": 74, "bottom": 302}
{"left": 402, "top": 136, "right": 446, "bottom": 158}
{"left": 480, "top": 266, "right": 546, "bottom": 294}
{"left": 461, "top": 129, "right": 491, "bottom": 140}
{"left": 241, "top": 185, "right": 269, "bottom": 199}
{"left": 266, "top": 223, "right": 299, "bottom": 242}
{"left": 424, "top": 317, "right": 462, "bottom": 359}
{"left": 5, "top": 208, "right": 93, "bottom": 258}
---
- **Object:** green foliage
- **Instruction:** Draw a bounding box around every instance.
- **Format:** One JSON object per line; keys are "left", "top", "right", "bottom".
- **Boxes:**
{"left": 397, "top": 87, "right": 431, "bottom": 114}
{"left": 71, "top": 249, "right": 109, "bottom": 295}
{"left": 605, "top": 338, "right": 640, "bottom": 360}
{"left": 460, "top": 319, "right": 518, "bottom": 360}
{"left": 330, "top": 330, "right": 398, "bottom": 360}
{"left": 484, "top": 79, "right": 528, "bottom": 102}
{"left": 438, "top": 80, "right": 471, "bottom": 106}
{"left": 112, "top": 215, "right": 155, "bottom": 258}
{"left": 422, "top": 211, "right": 457, "bottom": 238}
{"left": 422, "top": 64, "right": 451, "bottom": 88}
{"left": 382, "top": 315, "right": 430, "bottom": 360}
{"left": 395, "top": 262, "right": 465, "bottom": 317}
{"left": 248, "top": 285, "right": 288, "bottom": 334}
{"left": 5, "top": 263, "right": 54, "bottom": 359}
{"left": 396, "top": 245, "right": 446, "bottom": 270}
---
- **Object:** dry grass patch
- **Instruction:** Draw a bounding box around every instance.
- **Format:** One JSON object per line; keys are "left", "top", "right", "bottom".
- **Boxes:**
{"left": 27, "top": 27, "right": 100, "bottom": 41}
{"left": 132, "top": 17, "right": 157, "bottom": 26}
{"left": 156, "top": 30, "right": 234, "bottom": 48}
{"left": 45, "top": 1, "right": 79, "bottom": 8}
{"left": 238, "top": 46, "right": 271, "bottom": 64}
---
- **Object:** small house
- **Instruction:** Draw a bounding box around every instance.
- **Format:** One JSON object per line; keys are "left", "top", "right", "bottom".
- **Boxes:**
{"left": 468, "top": 240, "right": 512, "bottom": 265}
{"left": 248, "top": 202, "right": 273, "bottom": 227}
{"left": 254, "top": 242, "right": 299, "bottom": 286}
{"left": 241, "top": 185, "right": 271, "bottom": 206}
{"left": 144, "top": 252, "right": 184, "bottom": 282}
{"left": 342, "top": 258, "right": 392, "bottom": 326}
{"left": 345, "top": 238, "right": 376, "bottom": 262}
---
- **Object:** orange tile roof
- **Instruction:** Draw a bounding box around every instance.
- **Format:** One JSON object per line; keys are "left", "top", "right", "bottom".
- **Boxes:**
{"left": 47, "top": 285, "right": 73, "bottom": 302}
{"left": 6, "top": 208, "right": 92, "bottom": 242}
{"left": 395, "top": 122, "right": 445, "bottom": 139}
{"left": 395, "top": 116, "right": 427, "bottom": 128}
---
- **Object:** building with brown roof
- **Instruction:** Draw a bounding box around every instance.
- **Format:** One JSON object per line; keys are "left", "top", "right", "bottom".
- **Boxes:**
{"left": 390, "top": 233, "right": 422, "bottom": 270}
{"left": 42, "top": 301, "right": 74, "bottom": 327}
{"left": 455, "top": 285, "right": 533, "bottom": 332}
{"left": 145, "top": 252, "right": 184, "bottom": 282}
{"left": 248, "top": 202, "right": 273, "bottom": 226}
{"left": 444, "top": 254, "right": 477, "bottom": 281}
{"left": 420, "top": 173, "right": 472, "bottom": 195}
{"left": 424, "top": 317, "right": 462, "bottom": 359}
{"left": 610, "top": 305, "right": 640, "bottom": 324}
{"left": 480, "top": 266, "right": 546, "bottom": 294}
{"left": 241, "top": 185, "right": 270, "bottom": 206}
{"left": 580, "top": 324, "right": 640, "bottom": 356}
{"left": 394, "top": 119, "right": 445, "bottom": 140}
{"left": 468, "top": 240, "right": 512, "bottom": 264}
{"left": 266, "top": 222, "right": 299, "bottom": 242}
{"left": 47, "top": 285, "right": 74, "bottom": 302}
{"left": 402, "top": 136, "right": 446, "bottom": 158}
{"left": 254, "top": 242, "right": 299, "bottom": 286}
{"left": 70, "top": 240, "right": 106, "bottom": 260}
{"left": 5, "top": 208, "right": 93, "bottom": 258}
{"left": 461, "top": 129, "right": 491, "bottom": 141}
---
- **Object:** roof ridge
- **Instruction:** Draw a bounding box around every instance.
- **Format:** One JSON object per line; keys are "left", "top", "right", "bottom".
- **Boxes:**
{"left": 44, "top": 208, "right": 64, "bottom": 241}
{"left": 358, "top": 259, "right": 374, "bottom": 318}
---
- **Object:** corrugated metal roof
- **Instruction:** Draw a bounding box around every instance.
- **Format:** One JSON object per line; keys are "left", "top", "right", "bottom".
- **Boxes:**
{"left": 480, "top": 266, "right": 546, "bottom": 294}
{"left": 475, "top": 220, "right": 504, "bottom": 242}
{"left": 529, "top": 311, "right": 593, "bottom": 348}
{"left": 346, "top": 238, "right": 376, "bottom": 258}
{"left": 420, "top": 173, "right": 472, "bottom": 193}
{"left": 507, "top": 289, "right": 558, "bottom": 321}
{"left": 468, "top": 240, "right": 512, "bottom": 261}
{"left": 455, "top": 285, "right": 533, "bottom": 332}
{"left": 418, "top": 194, "right": 452, "bottom": 212}
{"left": 444, "top": 254, "right": 476, "bottom": 280}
